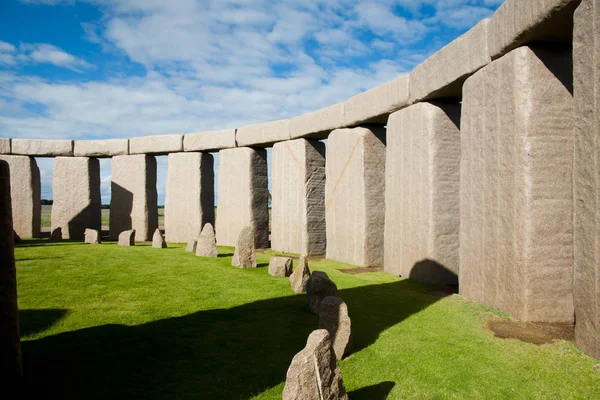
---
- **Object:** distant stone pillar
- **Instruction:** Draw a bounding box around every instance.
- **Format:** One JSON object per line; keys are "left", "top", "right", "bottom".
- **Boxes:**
{"left": 326, "top": 126, "right": 386, "bottom": 267}
{"left": 110, "top": 155, "right": 158, "bottom": 241}
{"left": 0, "top": 155, "right": 40, "bottom": 238}
{"left": 573, "top": 0, "right": 600, "bottom": 359}
{"left": 51, "top": 157, "right": 101, "bottom": 240}
{"left": 384, "top": 102, "right": 461, "bottom": 285}
{"left": 216, "top": 147, "right": 268, "bottom": 248}
{"left": 272, "top": 139, "right": 325, "bottom": 256}
{"left": 0, "top": 160, "right": 22, "bottom": 376}
{"left": 164, "top": 152, "right": 214, "bottom": 243}
{"left": 460, "top": 45, "right": 574, "bottom": 323}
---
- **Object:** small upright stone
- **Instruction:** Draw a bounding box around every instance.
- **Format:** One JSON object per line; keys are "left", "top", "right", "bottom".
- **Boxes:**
{"left": 268, "top": 256, "right": 293, "bottom": 277}
{"left": 231, "top": 226, "right": 256, "bottom": 268}
{"left": 196, "top": 223, "right": 218, "bottom": 257}
{"left": 152, "top": 229, "right": 167, "bottom": 248}
{"left": 307, "top": 272, "right": 338, "bottom": 315}
{"left": 84, "top": 228, "right": 101, "bottom": 244}
{"left": 186, "top": 240, "right": 197, "bottom": 253}
{"left": 118, "top": 230, "right": 135, "bottom": 246}
{"left": 290, "top": 256, "right": 311, "bottom": 293}
{"left": 49, "top": 227, "right": 62, "bottom": 242}
{"left": 282, "top": 329, "right": 348, "bottom": 400}
{"left": 319, "top": 297, "right": 353, "bottom": 360}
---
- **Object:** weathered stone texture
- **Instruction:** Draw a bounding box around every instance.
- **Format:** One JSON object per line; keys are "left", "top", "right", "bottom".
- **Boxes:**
{"left": 573, "top": 0, "right": 600, "bottom": 359}
{"left": 268, "top": 256, "right": 293, "bottom": 277}
{"left": 110, "top": 155, "right": 158, "bottom": 241}
{"left": 318, "top": 296, "right": 352, "bottom": 360}
{"left": 290, "top": 256, "right": 311, "bottom": 293}
{"left": 231, "top": 226, "right": 256, "bottom": 268}
{"left": 196, "top": 223, "right": 218, "bottom": 257}
{"left": 84, "top": 228, "right": 101, "bottom": 244}
{"left": 216, "top": 147, "right": 269, "bottom": 248}
{"left": 307, "top": 271, "right": 338, "bottom": 314}
{"left": 0, "top": 155, "right": 41, "bottom": 238}
{"left": 165, "top": 152, "right": 214, "bottom": 243}
{"left": 11, "top": 139, "right": 73, "bottom": 157}
{"left": 129, "top": 134, "right": 183, "bottom": 155}
{"left": 409, "top": 19, "right": 490, "bottom": 102}
{"left": 272, "top": 139, "right": 326, "bottom": 256}
{"left": 326, "top": 126, "right": 386, "bottom": 267}
{"left": 344, "top": 75, "right": 409, "bottom": 126}
{"left": 460, "top": 46, "right": 574, "bottom": 323}
{"left": 236, "top": 119, "right": 290, "bottom": 147}
{"left": 74, "top": 139, "right": 128, "bottom": 157}
{"left": 282, "top": 329, "right": 348, "bottom": 400}
{"left": 185, "top": 240, "right": 197, "bottom": 253}
{"left": 152, "top": 229, "right": 167, "bottom": 248}
{"left": 0, "top": 138, "right": 10, "bottom": 154}
{"left": 0, "top": 160, "right": 22, "bottom": 376}
{"left": 183, "top": 129, "right": 237, "bottom": 152}
{"left": 290, "top": 103, "right": 345, "bottom": 140}
{"left": 51, "top": 157, "right": 101, "bottom": 240}
{"left": 118, "top": 230, "right": 135, "bottom": 246}
{"left": 384, "top": 103, "right": 461, "bottom": 285}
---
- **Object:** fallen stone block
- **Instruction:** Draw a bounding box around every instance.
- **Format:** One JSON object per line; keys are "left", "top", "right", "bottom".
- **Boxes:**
{"left": 268, "top": 256, "right": 293, "bottom": 277}
{"left": 118, "top": 230, "right": 135, "bottom": 246}
{"left": 84, "top": 228, "right": 101, "bottom": 244}
{"left": 183, "top": 129, "right": 236, "bottom": 152}
{"left": 344, "top": 75, "right": 409, "bottom": 126}
{"left": 290, "top": 256, "right": 311, "bottom": 293}
{"left": 232, "top": 226, "right": 256, "bottom": 268}
{"left": 0, "top": 138, "right": 10, "bottom": 154}
{"left": 289, "top": 103, "right": 345, "bottom": 140}
{"left": 11, "top": 139, "right": 73, "bottom": 157}
{"left": 152, "top": 229, "right": 167, "bottom": 249}
{"left": 129, "top": 134, "right": 183, "bottom": 155}
{"left": 73, "top": 139, "right": 128, "bottom": 157}
{"left": 307, "top": 271, "right": 338, "bottom": 315}
{"left": 318, "top": 296, "right": 352, "bottom": 360}
{"left": 236, "top": 119, "right": 290, "bottom": 147}
{"left": 196, "top": 223, "right": 218, "bottom": 257}
{"left": 185, "top": 240, "right": 197, "bottom": 253}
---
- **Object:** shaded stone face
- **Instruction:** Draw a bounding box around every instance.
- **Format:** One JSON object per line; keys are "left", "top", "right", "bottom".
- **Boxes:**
{"left": 152, "top": 229, "right": 167, "bottom": 249}
{"left": 306, "top": 271, "right": 338, "bottom": 315}
{"left": 290, "top": 256, "right": 311, "bottom": 293}
{"left": 84, "top": 229, "right": 101, "bottom": 244}
{"left": 118, "top": 230, "right": 135, "bottom": 246}
{"left": 196, "top": 223, "right": 218, "bottom": 258}
{"left": 231, "top": 226, "right": 256, "bottom": 268}
{"left": 282, "top": 329, "right": 348, "bottom": 400}
{"left": 49, "top": 228, "right": 62, "bottom": 242}
{"left": 268, "top": 256, "right": 293, "bottom": 277}
{"left": 318, "top": 296, "right": 352, "bottom": 360}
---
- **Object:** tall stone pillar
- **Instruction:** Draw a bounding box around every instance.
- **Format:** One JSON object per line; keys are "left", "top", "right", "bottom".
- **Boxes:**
{"left": 384, "top": 102, "right": 461, "bottom": 285}
{"left": 0, "top": 160, "right": 22, "bottom": 376}
{"left": 0, "top": 155, "right": 40, "bottom": 238}
{"left": 460, "top": 45, "right": 574, "bottom": 323}
{"left": 326, "top": 126, "right": 386, "bottom": 267}
{"left": 164, "top": 152, "right": 214, "bottom": 243}
{"left": 51, "top": 157, "right": 101, "bottom": 240}
{"left": 216, "top": 147, "right": 268, "bottom": 248}
{"left": 110, "top": 155, "right": 158, "bottom": 241}
{"left": 272, "top": 139, "right": 326, "bottom": 256}
{"left": 573, "top": 0, "right": 600, "bottom": 359}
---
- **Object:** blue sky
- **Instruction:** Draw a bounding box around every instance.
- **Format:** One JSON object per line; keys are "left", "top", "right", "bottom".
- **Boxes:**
{"left": 0, "top": 0, "right": 502, "bottom": 204}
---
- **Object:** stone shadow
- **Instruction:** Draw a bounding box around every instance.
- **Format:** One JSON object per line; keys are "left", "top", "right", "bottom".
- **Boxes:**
{"left": 349, "top": 381, "right": 395, "bottom": 400}
{"left": 19, "top": 309, "right": 69, "bottom": 337}
{"left": 109, "top": 183, "right": 133, "bottom": 241}
{"left": 409, "top": 259, "right": 458, "bottom": 286}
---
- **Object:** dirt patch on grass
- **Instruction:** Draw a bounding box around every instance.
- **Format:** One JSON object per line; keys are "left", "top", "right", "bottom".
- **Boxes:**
{"left": 339, "top": 266, "right": 384, "bottom": 275}
{"left": 487, "top": 320, "right": 574, "bottom": 345}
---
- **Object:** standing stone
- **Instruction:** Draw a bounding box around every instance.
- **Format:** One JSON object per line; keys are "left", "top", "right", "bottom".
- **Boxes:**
{"left": 318, "top": 296, "right": 352, "bottom": 360}
{"left": 268, "top": 256, "right": 293, "bottom": 277}
{"left": 152, "top": 229, "right": 167, "bottom": 249}
{"left": 231, "top": 226, "right": 256, "bottom": 268}
{"left": 196, "top": 223, "right": 218, "bottom": 257}
{"left": 460, "top": 46, "right": 574, "bottom": 323}
{"left": 290, "top": 256, "right": 311, "bottom": 293}
{"left": 384, "top": 102, "right": 461, "bottom": 285}
{"left": 0, "top": 155, "right": 41, "bottom": 238}
{"left": 118, "top": 230, "right": 135, "bottom": 246}
{"left": 51, "top": 157, "right": 101, "bottom": 240}
{"left": 0, "top": 160, "right": 22, "bottom": 376}
{"left": 110, "top": 155, "right": 158, "bottom": 242}
{"left": 186, "top": 240, "right": 197, "bottom": 253}
{"left": 165, "top": 152, "right": 214, "bottom": 243}
{"left": 49, "top": 228, "right": 62, "bottom": 242}
{"left": 282, "top": 329, "right": 348, "bottom": 400}
{"left": 326, "top": 126, "right": 386, "bottom": 267}
{"left": 84, "top": 228, "right": 101, "bottom": 244}
{"left": 272, "top": 139, "right": 326, "bottom": 256}
{"left": 307, "top": 271, "right": 338, "bottom": 315}
{"left": 573, "top": 0, "right": 600, "bottom": 359}
{"left": 216, "top": 147, "right": 269, "bottom": 248}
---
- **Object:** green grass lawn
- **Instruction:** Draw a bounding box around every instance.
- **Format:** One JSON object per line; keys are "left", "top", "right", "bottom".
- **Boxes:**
{"left": 15, "top": 240, "right": 600, "bottom": 399}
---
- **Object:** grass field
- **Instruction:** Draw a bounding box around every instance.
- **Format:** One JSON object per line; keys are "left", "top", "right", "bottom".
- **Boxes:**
{"left": 15, "top": 240, "right": 600, "bottom": 399}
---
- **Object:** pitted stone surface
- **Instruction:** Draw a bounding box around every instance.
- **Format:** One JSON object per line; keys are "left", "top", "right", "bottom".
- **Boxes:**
{"left": 290, "top": 256, "right": 311, "bottom": 293}
{"left": 165, "top": 152, "right": 214, "bottom": 243}
{"left": 183, "top": 129, "right": 236, "bottom": 152}
{"left": 344, "top": 75, "right": 409, "bottom": 126}
{"left": 110, "top": 155, "right": 158, "bottom": 242}
{"left": 307, "top": 271, "right": 338, "bottom": 315}
{"left": 11, "top": 139, "right": 73, "bottom": 157}
{"left": 152, "top": 229, "right": 167, "bottom": 248}
{"left": 460, "top": 46, "right": 574, "bottom": 323}
{"left": 282, "top": 329, "right": 348, "bottom": 400}
{"left": 186, "top": 240, "right": 197, "bottom": 253}
{"left": 384, "top": 103, "right": 461, "bottom": 285}
{"left": 231, "top": 226, "right": 256, "bottom": 268}
{"left": 216, "top": 147, "right": 269, "bottom": 248}
{"left": 196, "top": 223, "right": 218, "bottom": 257}
{"left": 573, "top": 0, "right": 600, "bottom": 359}
{"left": 268, "top": 256, "right": 293, "bottom": 277}
{"left": 118, "top": 230, "right": 135, "bottom": 246}
{"left": 326, "top": 126, "right": 386, "bottom": 267}
{"left": 74, "top": 139, "right": 128, "bottom": 157}
{"left": 236, "top": 119, "right": 290, "bottom": 147}
{"left": 290, "top": 103, "right": 345, "bottom": 140}
{"left": 51, "top": 157, "right": 101, "bottom": 240}
{"left": 129, "top": 134, "right": 183, "bottom": 155}
{"left": 318, "top": 296, "right": 352, "bottom": 360}
{"left": 84, "top": 228, "right": 101, "bottom": 244}
{"left": 272, "top": 139, "right": 326, "bottom": 256}
{"left": 0, "top": 156, "right": 40, "bottom": 238}
{"left": 0, "top": 138, "right": 10, "bottom": 154}
{"left": 0, "top": 160, "right": 22, "bottom": 376}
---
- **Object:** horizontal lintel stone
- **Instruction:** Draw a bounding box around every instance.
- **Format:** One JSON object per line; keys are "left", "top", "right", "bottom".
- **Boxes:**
{"left": 236, "top": 119, "right": 290, "bottom": 147}
{"left": 289, "top": 103, "right": 345, "bottom": 140}
{"left": 74, "top": 139, "right": 129, "bottom": 157}
{"left": 183, "top": 129, "right": 237, "bottom": 152}
{"left": 0, "top": 138, "right": 10, "bottom": 154}
{"left": 11, "top": 139, "right": 73, "bottom": 157}
{"left": 129, "top": 134, "right": 183, "bottom": 155}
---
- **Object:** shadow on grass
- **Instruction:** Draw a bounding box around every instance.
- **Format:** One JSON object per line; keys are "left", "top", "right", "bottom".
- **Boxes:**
{"left": 349, "top": 381, "right": 395, "bottom": 400}
{"left": 22, "top": 279, "right": 441, "bottom": 400}
{"left": 19, "top": 309, "right": 69, "bottom": 337}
